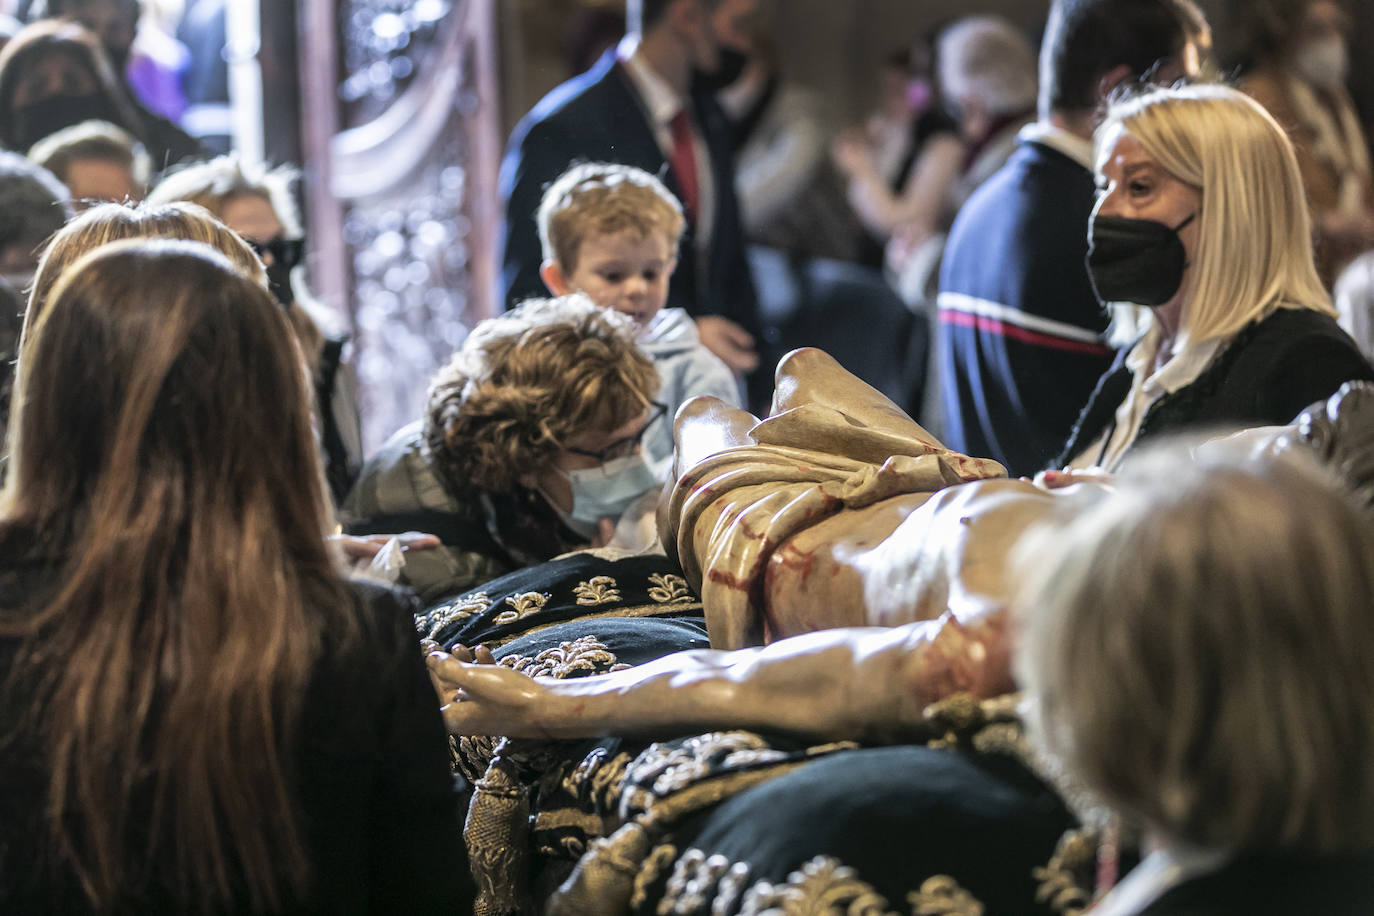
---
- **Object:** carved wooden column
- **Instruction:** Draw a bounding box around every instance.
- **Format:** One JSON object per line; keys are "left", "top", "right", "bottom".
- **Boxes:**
{"left": 299, "top": 0, "right": 501, "bottom": 451}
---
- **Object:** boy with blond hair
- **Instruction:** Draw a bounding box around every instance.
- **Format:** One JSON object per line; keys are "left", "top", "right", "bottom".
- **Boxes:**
{"left": 538, "top": 161, "right": 740, "bottom": 477}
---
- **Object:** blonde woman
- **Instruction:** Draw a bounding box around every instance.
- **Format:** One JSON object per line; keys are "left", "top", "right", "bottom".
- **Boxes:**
{"left": 1017, "top": 446, "right": 1374, "bottom": 913}
{"left": 1051, "top": 83, "right": 1373, "bottom": 477}
{"left": 147, "top": 155, "right": 363, "bottom": 502}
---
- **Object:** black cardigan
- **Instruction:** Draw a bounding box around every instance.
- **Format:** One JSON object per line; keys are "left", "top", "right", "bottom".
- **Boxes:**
{"left": 0, "top": 566, "right": 468, "bottom": 914}
{"left": 1055, "top": 308, "right": 1374, "bottom": 468}
{"left": 1138, "top": 851, "right": 1374, "bottom": 914}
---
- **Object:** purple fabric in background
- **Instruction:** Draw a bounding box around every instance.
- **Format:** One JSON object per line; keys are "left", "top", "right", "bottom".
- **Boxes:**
{"left": 125, "top": 32, "right": 191, "bottom": 122}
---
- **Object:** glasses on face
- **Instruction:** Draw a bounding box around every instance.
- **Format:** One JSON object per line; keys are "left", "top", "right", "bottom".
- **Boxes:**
{"left": 565, "top": 401, "right": 668, "bottom": 463}
{"left": 247, "top": 236, "right": 305, "bottom": 270}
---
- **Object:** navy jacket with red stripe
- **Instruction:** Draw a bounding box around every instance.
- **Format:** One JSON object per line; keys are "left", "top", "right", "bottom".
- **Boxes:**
{"left": 936, "top": 137, "right": 1115, "bottom": 476}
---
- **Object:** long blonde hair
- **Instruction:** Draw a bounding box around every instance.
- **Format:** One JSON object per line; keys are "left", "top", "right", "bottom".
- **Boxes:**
{"left": 2, "top": 241, "right": 353, "bottom": 911}
{"left": 1098, "top": 83, "right": 1334, "bottom": 346}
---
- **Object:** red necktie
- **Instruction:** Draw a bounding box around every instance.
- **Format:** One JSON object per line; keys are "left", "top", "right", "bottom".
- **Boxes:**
{"left": 668, "top": 109, "right": 700, "bottom": 222}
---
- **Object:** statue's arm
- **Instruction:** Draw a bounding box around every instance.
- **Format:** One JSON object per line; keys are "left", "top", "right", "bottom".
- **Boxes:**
{"left": 428, "top": 606, "right": 1011, "bottom": 743}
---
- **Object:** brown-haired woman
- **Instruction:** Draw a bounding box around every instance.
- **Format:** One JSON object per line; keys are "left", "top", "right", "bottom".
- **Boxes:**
{"left": 22, "top": 199, "right": 264, "bottom": 327}
{"left": 0, "top": 240, "right": 463, "bottom": 912}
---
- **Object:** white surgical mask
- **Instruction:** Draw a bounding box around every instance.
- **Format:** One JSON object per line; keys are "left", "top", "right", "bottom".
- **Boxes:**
{"left": 1294, "top": 36, "right": 1349, "bottom": 90}
{"left": 557, "top": 453, "right": 658, "bottom": 531}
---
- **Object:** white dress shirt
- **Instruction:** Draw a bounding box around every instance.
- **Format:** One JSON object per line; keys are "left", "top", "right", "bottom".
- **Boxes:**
{"left": 1070, "top": 324, "right": 1223, "bottom": 471}
{"left": 616, "top": 35, "right": 716, "bottom": 249}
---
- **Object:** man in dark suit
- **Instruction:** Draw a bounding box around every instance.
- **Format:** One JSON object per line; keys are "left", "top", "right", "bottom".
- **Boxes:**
{"left": 935, "top": 0, "right": 1205, "bottom": 477}
{"left": 500, "top": 0, "right": 761, "bottom": 379}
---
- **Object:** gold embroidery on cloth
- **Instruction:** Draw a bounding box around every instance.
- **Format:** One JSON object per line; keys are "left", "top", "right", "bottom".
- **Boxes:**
{"left": 715, "top": 860, "right": 753, "bottom": 915}
{"left": 465, "top": 746, "right": 532, "bottom": 916}
{"left": 574, "top": 576, "right": 622, "bottom": 606}
{"left": 493, "top": 590, "right": 551, "bottom": 625}
{"left": 1032, "top": 827, "right": 1097, "bottom": 916}
{"left": 738, "top": 855, "right": 895, "bottom": 915}
{"left": 546, "top": 821, "right": 653, "bottom": 916}
{"left": 624, "top": 732, "right": 777, "bottom": 802}
{"left": 562, "top": 745, "right": 634, "bottom": 810}
{"left": 908, "top": 875, "right": 985, "bottom": 915}
{"left": 659, "top": 848, "right": 735, "bottom": 915}
{"left": 416, "top": 591, "right": 491, "bottom": 638}
{"left": 453, "top": 733, "right": 503, "bottom": 785}
{"left": 498, "top": 634, "right": 629, "bottom": 678}
{"left": 648, "top": 573, "right": 694, "bottom": 603}
{"left": 618, "top": 733, "right": 856, "bottom": 824}
{"left": 630, "top": 842, "right": 677, "bottom": 911}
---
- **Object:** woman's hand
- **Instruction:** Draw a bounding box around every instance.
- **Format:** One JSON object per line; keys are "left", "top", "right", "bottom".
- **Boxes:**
{"left": 329, "top": 531, "right": 441, "bottom": 561}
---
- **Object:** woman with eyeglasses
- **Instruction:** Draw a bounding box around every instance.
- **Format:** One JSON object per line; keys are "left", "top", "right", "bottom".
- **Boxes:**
{"left": 146, "top": 154, "right": 363, "bottom": 504}
{"left": 342, "top": 294, "right": 665, "bottom": 601}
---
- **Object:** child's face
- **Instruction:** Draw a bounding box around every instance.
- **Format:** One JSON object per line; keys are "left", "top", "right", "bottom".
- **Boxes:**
{"left": 555, "top": 229, "right": 676, "bottom": 327}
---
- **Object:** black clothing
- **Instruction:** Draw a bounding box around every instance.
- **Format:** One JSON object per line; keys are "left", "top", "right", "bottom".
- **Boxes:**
{"left": 1139, "top": 853, "right": 1374, "bottom": 915}
{"left": 0, "top": 556, "right": 466, "bottom": 914}
{"left": 1056, "top": 307, "right": 1374, "bottom": 467}
{"left": 499, "top": 49, "right": 760, "bottom": 339}
{"left": 937, "top": 137, "right": 1115, "bottom": 477}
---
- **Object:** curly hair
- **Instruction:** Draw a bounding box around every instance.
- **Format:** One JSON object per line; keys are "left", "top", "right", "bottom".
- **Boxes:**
{"left": 423, "top": 294, "right": 660, "bottom": 495}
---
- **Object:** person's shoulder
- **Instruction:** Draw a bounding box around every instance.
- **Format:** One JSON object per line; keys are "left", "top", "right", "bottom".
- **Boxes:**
{"left": 1257, "top": 306, "right": 1364, "bottom": 349}
{"left": 341, "top": 421, "right": 431, "bottom": 519}
{"left": 1260, "top": 308, "right": 1374, "bottom": 375}
{"left": 1141, "top": 852, "right": 1374, "bottom": 916}
{"left": 327, "top": 578, "right": 425, "bottom": 660}
{"left": 354, "top": 421, "right": 427, "bottom": 481}
{"left": 950, "top": 141, "right": 1092, "bottom": 236}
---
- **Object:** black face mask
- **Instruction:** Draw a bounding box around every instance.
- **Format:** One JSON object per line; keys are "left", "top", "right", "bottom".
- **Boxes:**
{"left": 13, "top": 93, "right": 123, "bottom": 151}
{"left": 1086, "top": 212, "right": 1196, "bottom": 307}
{"left": 247, "top": 236, "right": 304, "bottom": 309}
{"left": 694, "top": 46, "right": 749, "bottom": 93}
{"left": 265, "top": 261, "right": 295, "bottom": 308}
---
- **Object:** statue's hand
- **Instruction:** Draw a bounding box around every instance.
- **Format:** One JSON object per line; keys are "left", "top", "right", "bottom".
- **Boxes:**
{"left": 426, "top": 651, "right": 564, "bottom": 738}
